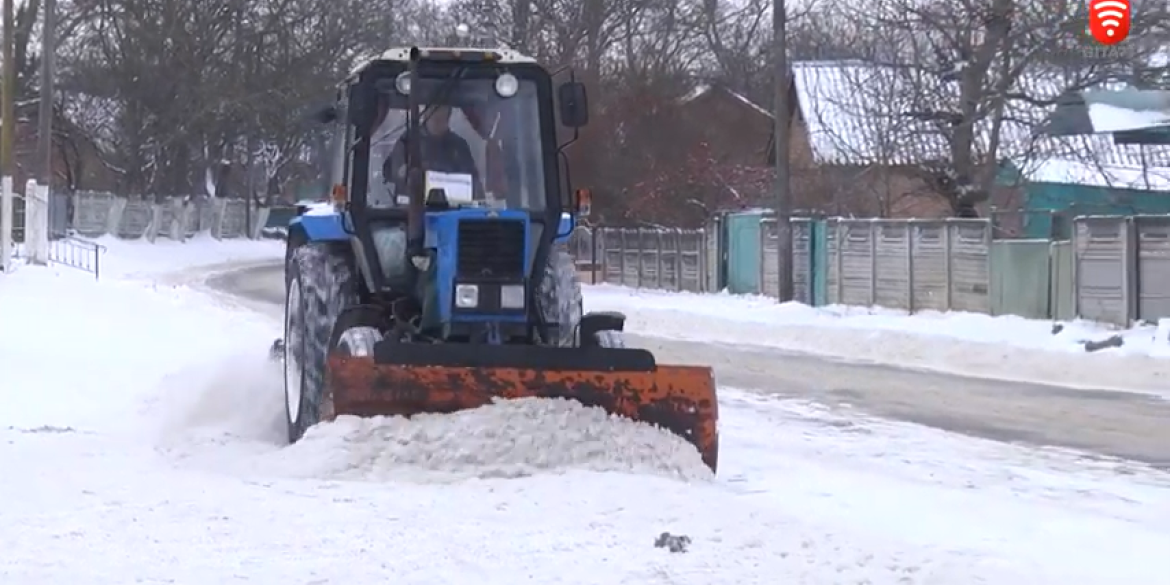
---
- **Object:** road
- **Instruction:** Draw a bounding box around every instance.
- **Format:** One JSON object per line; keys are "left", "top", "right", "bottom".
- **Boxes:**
{"left": 208, "top": 264, "right": 1170, "bottom": 470}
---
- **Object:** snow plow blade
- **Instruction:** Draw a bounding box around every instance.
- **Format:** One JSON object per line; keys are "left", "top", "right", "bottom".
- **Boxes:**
{"left": 324, "top": 343, "right": 719, "bottom": 472}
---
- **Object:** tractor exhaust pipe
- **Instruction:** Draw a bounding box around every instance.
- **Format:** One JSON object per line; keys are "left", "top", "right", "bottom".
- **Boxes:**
{"left": 404, "top": 47, "right": 426, "bottom": 282}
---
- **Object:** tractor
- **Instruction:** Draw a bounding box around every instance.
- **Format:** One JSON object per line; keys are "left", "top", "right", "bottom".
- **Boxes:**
{"left": 276, "top": 46, "right": 718, "bottom": 471}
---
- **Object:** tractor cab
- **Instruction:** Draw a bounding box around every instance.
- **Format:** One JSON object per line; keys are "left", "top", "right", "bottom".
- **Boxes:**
{"left": 366, "top": 67, "right": 548, "bottom": 212}
{"left": 317, "top": 47, "right": 589, "bottom": 338}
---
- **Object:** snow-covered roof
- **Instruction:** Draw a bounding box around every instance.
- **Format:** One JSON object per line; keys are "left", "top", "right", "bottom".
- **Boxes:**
{"left": 794, "top": 61, "right": 940, "bottom": 165}
{"left": 679, "top": 85, "right": 772, "bottom": 120}
{"left": 791, "top": 60, "right": 1050, "bottom": 166}
{"left": 1086, "top": 102, "right": 1170, "bottom": 133}
{"left": 1017, "top": 133, "right": 1170, "bottom": 191}
{"left": 791, "top": 59, "right": 1170, "bottom": 191}
{"left": 1025, "top": 157, "right": 1170, "bottom": 191}
{"left": 350, "top": 47, "right": 537, "bottom": 76}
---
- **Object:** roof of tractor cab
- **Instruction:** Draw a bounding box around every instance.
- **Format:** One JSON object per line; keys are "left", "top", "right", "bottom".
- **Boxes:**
{"left": 349, "top": 47, "right": 538, "bottom": 77}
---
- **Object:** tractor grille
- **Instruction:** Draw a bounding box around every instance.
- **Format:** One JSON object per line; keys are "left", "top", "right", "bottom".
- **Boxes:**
{"left": 457, "top": 219, "right": 525, "bottom": 280}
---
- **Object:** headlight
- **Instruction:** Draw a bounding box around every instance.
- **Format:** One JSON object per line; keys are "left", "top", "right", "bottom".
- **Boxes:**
{"left": 500, "top": 284, "right": 525, "bottom": 309}
{"left": 495, "top": 73, "right": 518, "bottom": 98}
{"left": 455, "top": 284, "right": 479, "bottom": 308}
{"left": 396, "top": 72, "right": 411, "bottom": 95}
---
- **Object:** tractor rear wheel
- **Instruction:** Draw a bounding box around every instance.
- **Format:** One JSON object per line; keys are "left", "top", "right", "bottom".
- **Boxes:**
{"left": 282, "top": 242, "right": 359, "bottom": 443}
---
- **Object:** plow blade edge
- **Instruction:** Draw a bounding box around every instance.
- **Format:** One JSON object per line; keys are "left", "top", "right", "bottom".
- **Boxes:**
{"left": 324, "top": 342, "right": 719, "bottom": 472}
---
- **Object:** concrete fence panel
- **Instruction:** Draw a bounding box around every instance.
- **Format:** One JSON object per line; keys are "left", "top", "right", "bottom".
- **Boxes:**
{"left": 1074, "top": 216, "right": 1134, "bottom": 325}
{"left": 1135, "top": 216, "right": 1170, "bottom": 321}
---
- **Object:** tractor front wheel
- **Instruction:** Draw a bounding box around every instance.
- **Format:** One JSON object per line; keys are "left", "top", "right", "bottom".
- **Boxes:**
{"left": 536, "top": 244, "right": 583, "bottom": 347}
{"left": 282, "top": 242, "right": 359, "bottom": 443}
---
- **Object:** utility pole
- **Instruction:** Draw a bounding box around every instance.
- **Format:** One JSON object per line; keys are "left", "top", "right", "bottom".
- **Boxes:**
{"left": 1, "top": 0, "right": 15, "bottom": 177}
{"left": 772, "top": 0, "right": 794, "bottom": 302}
{"left": 35, "top": 0, "right": 54, "bottom": 184}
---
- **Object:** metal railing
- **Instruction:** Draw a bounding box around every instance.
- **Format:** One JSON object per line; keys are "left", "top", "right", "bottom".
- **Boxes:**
{"left": 48, "top": 237, "right": 106, "bottom": 279}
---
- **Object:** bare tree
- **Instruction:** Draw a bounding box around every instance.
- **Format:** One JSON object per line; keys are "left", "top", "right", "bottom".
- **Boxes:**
{"left": 816, "top": 0, "right": 1170, "bottom": 216}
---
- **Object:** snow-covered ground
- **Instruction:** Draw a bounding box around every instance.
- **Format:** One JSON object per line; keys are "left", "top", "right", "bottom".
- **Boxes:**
{"left": 88, "top": 234, "right": 286, "bottom": 278}
{"left": 585, "top": 284, "right": 1170, "bottom": 394}
{"left": 2, "top": 242, "right": 1170, "bottom": 583}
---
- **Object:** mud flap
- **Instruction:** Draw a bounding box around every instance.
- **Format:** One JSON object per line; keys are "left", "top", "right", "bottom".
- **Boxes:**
{"left": 324, "top": 342, "right": 719, "bottom": 472}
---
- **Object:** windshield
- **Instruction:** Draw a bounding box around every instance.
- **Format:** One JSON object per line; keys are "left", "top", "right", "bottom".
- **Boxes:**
{"left": 366, "top": 77, "right": 547, "bottom": 212}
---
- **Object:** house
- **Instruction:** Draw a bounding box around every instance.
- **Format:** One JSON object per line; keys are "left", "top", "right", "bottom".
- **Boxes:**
{"left": 789, "top": 60, "right": 1170, "bottom": 225}
{"left": 0, "top": 109, "right": 118, "bottom": 193}
{"left": 676, "top": 63, "right": 986, "bottom": 217}
{"left": 787, "top": 60, "right": 978, "bottom": 217}
{"left": 673, "top": 84, "right": 777, "bottom": 208}
{"left": 1001, "top": 134, "right": 1170, "bottom": 238}
{"left": 677, "top": 84, "right": 775, "bottom": 168}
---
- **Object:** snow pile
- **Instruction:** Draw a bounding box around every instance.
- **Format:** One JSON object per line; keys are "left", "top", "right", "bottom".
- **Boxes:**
{"left": 585, "top": 284, "right": 1170, "bottom": 392}
{"left": 272, "top": 398, "right": 713, "bottom": 483}
{"left": 154, "top": 356, "right": 715, "bottom": 483}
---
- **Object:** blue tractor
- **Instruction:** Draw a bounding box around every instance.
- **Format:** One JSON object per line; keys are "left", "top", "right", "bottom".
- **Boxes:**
{"left": 276, "top": 46, "right": 718, "bottom": 471}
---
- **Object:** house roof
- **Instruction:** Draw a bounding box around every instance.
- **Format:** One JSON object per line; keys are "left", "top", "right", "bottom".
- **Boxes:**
{"left": 791, "top": 59, "right": 1170, "bottom": 191}
{"left": 679, "top": 84, "right": 772, "bottom": 119}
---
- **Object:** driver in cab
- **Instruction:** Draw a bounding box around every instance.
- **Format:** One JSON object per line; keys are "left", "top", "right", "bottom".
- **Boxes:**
{"left": 382, "top": 105, "right": 480, "bottom": 201}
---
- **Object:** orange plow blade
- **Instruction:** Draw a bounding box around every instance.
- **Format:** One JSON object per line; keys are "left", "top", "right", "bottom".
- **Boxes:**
{"left": 324, "top": 346, "right": 719, "bottom": 472}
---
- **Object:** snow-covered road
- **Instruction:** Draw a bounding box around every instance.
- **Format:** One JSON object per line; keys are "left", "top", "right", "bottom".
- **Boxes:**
{"left": 2, "top": 242, "right": 1168, "bottom": 583}
{"left": 211, "top": 264, "right": 1170, "bottom": 469}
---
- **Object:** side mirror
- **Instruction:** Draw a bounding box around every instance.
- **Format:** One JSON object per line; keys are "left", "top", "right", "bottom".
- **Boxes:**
{"left": 308, "top": 104, "right": 338, "bottom": 125}
{"left": 558, "top": 81, "right": 589, "bottom": 128}
{"left": 574, "top": 188, "right": 592, "bottom": 218}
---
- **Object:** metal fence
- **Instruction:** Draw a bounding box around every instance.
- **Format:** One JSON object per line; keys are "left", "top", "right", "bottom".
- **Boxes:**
{"left": 570, "top": 213, "right": 1170, "bottom": 326}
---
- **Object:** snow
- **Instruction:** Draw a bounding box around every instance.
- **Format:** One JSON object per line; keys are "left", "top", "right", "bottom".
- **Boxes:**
{"left": 585, "top": 284, "right": 1170, "bottom": 394}
{"left": 1086, "top": 102, "right": 1170, "bottom": 133}
{"left": 2, "top": 241, "right": 1170, "bottom": 582}
{"left": 1027, "top": 157, "right": 1170, "bottom": 191}
{"left": 84, "top": 234, "right": 285, "bottom": 279}
{"left": 304, "top": 201, "right": 337, "bottom": 215}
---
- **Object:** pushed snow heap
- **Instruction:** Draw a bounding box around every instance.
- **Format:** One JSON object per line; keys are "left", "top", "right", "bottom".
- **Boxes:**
{"left": 276, "top": 398, "right": 716, "bottom": 483}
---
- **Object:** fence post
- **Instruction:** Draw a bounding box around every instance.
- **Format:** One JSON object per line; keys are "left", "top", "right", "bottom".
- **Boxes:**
{"left": 106, "top": 197, "right": 127, "bottom": 237}
{"left": 868, "top": 220, "right": 878, "bottom": 306}
{"left": 654, "top": 229, "right": 664, "bottom": 289}
{"left": 0, "top": 176, "right": 11, "bottom": 272}
{"left": 590, "top": 227, "right": 600, "bottom": 284}
{"left": 759, "top": 218, "right": 770, "bottom": 297}
{"left": 905, "top": 221, "right": 915, "bottom": 313}
{"left": 26, "top": 181, "right": 50, "bottom": 265}
{"left": 1123, "top": 216, "right": 1137, "bottom": 324}
{"left": 700, "top": 226, "right": 709, "bottom": 292}
{"left": 833, "top": 221, "right": 844, "bottom": 303}
{"left": 145, "top": 201, "right": 164, "bottom": 243}
{"left": 641, "top": 228, "right": 650, "bottom": 287}
{"left": 943, "top": 220, "right": 954, "bottom": 310}
{"left": 614, "top": 229, "right": 622, "bottom": 286}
